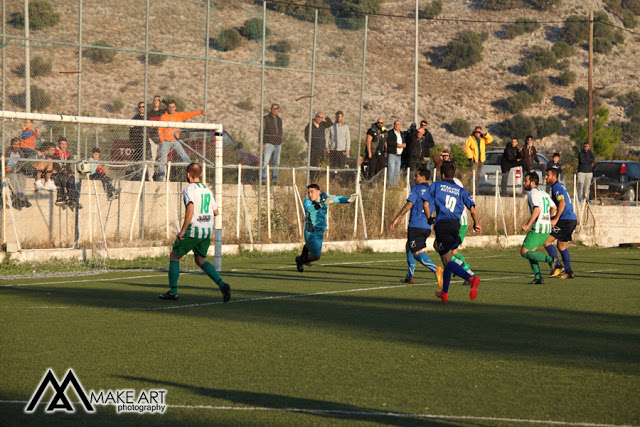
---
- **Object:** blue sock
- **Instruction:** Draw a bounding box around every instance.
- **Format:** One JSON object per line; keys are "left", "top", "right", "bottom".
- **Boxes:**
{"left": 545, "top": 244, "right": 558, "bottom": 259}
{"left": 560, "top": 248, "right": 571, "bottom": 270}
{"left": 406, "top": 251, "right": 416, "bottom": 279}
{"left": 447, "top": 261, "right": 472, "bottom": 281}
{"left": 442, "top": 268, "right": 452, "bottom": 293}
{"left": 415, "top": 252, "right": 437, "bottom": 273}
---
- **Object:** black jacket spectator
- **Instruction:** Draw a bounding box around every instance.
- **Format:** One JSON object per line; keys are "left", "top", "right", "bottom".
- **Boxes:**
{"left": 386, "top": 129, "right": 405, "bottom": 155}
{"left": 578, "top": 149, "right": 595, "bottom": 173}
{"left": 262, "top": 113, "right": 283, "bottom": 145}
{"left": 501, "top": 143, "right": 526, "bottom": 173}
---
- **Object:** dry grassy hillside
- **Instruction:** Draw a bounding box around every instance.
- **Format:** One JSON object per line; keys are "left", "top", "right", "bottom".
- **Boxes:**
{"left": 2, "top": 0, "right": 639, "bottom": 157}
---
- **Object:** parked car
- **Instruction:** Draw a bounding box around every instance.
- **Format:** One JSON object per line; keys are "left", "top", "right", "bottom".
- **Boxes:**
{"left": 477, "top": 150, "right": 548, "bottom": 195}
{"left": 590, "top": 160, "right": 640, "bottom": 202}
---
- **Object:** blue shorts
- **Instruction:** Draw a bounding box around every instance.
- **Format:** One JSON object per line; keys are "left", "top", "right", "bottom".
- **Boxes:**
{"left": 305, "top": 232, "right": 324, "bottom": 257}
{"left": 406, "top": 227, "right": 431, "bottom": 253}
{"left": 434, "top": 219, "right": 462, "bottom": 256}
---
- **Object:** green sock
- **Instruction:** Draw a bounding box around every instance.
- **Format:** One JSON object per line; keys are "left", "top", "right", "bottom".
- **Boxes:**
{"left": 523, "top": 252, "right": 543, "bottom": 279}
{"left": 201, "top": 261, "right": 223, "bottom": 288}
{"left": 524, "top": 250, "right": 550, "bottom": 263}
{"left": 453, "top": 253, "right": 472, "bottom": 273}
{"left": 169, "top": 261, "right": 180, "bottom": 294}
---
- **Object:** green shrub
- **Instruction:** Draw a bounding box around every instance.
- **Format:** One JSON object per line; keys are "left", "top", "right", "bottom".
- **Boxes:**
{"left": 336, "top": 0, "right": 382, "bottom": 30}
{"left": 594, "top": 37, "right": 613, "bottom": 54}
{"left": 501, "top": 114, "right": 535, "bottom": 141}
{"left": 274, "top": 40, "right": 292, "bottom": 53}
{"left": 622, "top": 0, "right": 640, "bottom": 14}
{"left": 505, "top": 17, "right": 540, "bottom": 39}
{"left": 12, "top": 1, "right": 60, "bottom": 30}
{"left": 287, "top": 0, "right": 334, "bottom": 24}
{"left": 237, "top": 98, "right": 253, "bottom": 111}
{"left": 271, "top": 52, "right": 290, "bottom": 68}
{"left": 559, "top": 69, "right": 576, "bottom": 86}
{"left": 618, "top": 91, "right": 640, "bottom": 106}
{"left": 527, "top": 75, "right": 548, "bottom": 95}
{"left": 450, "top": 143, "right": 470, "bottom": 173}
{"left": 538, "top": 116, "right": 563, "bottom": 138}
{"left": 530, "top": 45, "right": 557, "bottom": 68}
{"left": 561, "top": 15, "right": 588, "bottom": 44}
{"left": 422, "top": 0, "right": 443, "bottom": 18}
{"left": 628, "top": 102, "right": 640, "bottom": 119}
{"left": 440, "top": 31, "right": 486, "bottom": 71}
{"left": 11, "top": 85, "right": 52, "bottom": 111}
{"left": 147, "top": 53, "right": 167, "bottom": 65}
{"left": 450, "top": 118, "right": 471, "bottom": 137}
{"left": 622, "top": 117, "right": 640, "bottom": 143}
{"left": 572, "top": 87, "right": 602, "bottom": 118}
{"left": 14, "top": 56, "right": 52, "bottom": 78}
{"left": 111, "top": 99, "right": 124, "bottom": 113}
{"left": 240, "top": 18, "right": 271, "bottom": 40}
{"left": 622, "top": 11, "right": 637, "bottom": 28}
{"left": 211, "top": 28, "right": 242, "bottom": 51}
{"left": 530, "top": 0, "right": 561, "bottom": 9}
{"left": 84, "top": 41, "right": 117, "bottom": 64}
{"left": 557, "top": 59, "right": 570, "bottom": 70}
{"left": 604, "top": 0, "right": 623, "bottom": 13}
{"left": 551, "top": 41, "right": 574, "bottom": 58}
{"left": 482, "top": 0, "right": 522, "bottom": 10}
{"left": 572, "top": 107, "right": 620, "bottom": 158}
{"left": 506, "top": 91, "right": 535, "bottom": 114}
{"left": 611, "top": 30, "right": 625, "bottom": 45}
{"left": 519, "top": 58, "right": 541, "bottom": 75}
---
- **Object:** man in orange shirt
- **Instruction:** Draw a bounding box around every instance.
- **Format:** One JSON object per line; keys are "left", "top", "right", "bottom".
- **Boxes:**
{"left": 157, "top": 100, "right": 207, "bottom": 181}
{"left": 21, "top": 119, "right": 38, "bottom": 151}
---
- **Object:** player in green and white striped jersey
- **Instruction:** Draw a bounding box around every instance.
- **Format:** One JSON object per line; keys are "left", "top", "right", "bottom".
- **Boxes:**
{"left": 520, "top": 172, "right": 558, "bottom": 284}
{"left": 159, "top": 163, "right": 230, "bottom": 302}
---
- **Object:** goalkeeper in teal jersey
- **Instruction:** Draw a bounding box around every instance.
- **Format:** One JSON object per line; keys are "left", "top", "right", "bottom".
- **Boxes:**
{"left": 295, "top": 184, "right": 357, "bottom": 272}
{"left": 159, "top": 163, "right": 230, "bottom": 302}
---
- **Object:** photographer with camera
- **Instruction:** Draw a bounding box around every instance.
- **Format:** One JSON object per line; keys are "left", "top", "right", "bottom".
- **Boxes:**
{"left": 463, "top": 126, "right": 493, "bottom": 190}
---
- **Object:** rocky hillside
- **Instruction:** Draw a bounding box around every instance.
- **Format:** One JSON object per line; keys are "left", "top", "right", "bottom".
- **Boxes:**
{"left": 2, "top": 0, "right": 639, "bottom": 157}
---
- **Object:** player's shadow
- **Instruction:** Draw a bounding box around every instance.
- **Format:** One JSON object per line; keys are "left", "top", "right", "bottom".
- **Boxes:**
{"left": 117, "top": 375, "right": 453, "bottom": 426}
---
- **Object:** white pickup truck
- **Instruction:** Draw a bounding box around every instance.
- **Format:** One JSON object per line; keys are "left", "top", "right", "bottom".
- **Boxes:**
{"left": 476, "top": 150, "right": 549, "bottom": 195}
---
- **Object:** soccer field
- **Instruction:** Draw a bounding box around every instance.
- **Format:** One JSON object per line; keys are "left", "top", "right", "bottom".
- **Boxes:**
{"left": 1, "top": 246, "right": 639, "bottom": 426}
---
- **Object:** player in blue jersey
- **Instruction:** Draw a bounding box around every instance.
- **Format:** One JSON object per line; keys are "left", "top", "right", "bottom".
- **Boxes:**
{"left": 295, "top": 184, "right": 357, "bottom": 272}
{"left": 543, "top": 167, "right": 577, "bottom": 279}
{"left": 421, "top": 163, "right": 482, "bottom": 303}
{"left": 388, "top": 167, "right": 444, "bottom": 286}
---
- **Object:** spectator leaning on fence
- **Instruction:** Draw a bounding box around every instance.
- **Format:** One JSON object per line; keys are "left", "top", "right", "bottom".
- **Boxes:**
{"left": 419, "top": 120, "right": 435, "bottom": 166}
{"left": 21, "top": 119, "right": 38, "bottom": 152}
{"left": 261, "top": 103, "right": 283, "bottom": 185}
{"left": 366, "top": 118, "right": 387, "bottom": 180}
{"left": 577, "top": 142, "right": 595, "bottom": 203}
{"left": 463, "top": 126, "right": 493, "bottom": 189}
{"left": 53, "top": 137, "right": 81, "bottom": 208}
{"left": 501, "top": 138, "right": 529, "bottom": 195}
{"left": 386, "top": 120, "right": 406, "bottom": 187}
{"left": 4, "top": 137, "right": 31, "bottom": 208}
{"left": 156, "top": 100, "right": 206, "bottom": 182}
{"left": 145, "top": 95, "right": 166, "bottom": 180}
{"left": 325, "top": 111, "right": 351, "bottom": 170}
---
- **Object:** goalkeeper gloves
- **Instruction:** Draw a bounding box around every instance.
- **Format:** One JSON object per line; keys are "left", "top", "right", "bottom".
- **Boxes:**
{"left": 324, "top": 196, "right": 339, "bottom": 205}
{"left": 347, "top": 193, "right": 358, "bottom": 203}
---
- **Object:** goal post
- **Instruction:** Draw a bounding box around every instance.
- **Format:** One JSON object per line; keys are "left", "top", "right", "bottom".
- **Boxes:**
{"left": 0, "top": 110, "right": 224, "bottom": 276}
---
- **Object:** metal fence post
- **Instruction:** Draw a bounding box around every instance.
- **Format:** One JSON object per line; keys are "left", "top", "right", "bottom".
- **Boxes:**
{"left": 257, "top": 0, "right": 267, "bottom": 244}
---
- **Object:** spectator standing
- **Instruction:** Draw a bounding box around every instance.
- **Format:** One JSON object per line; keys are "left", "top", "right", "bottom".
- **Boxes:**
{"left": 501, "top": 138, "right": 528, "bottom": 195}
{"left": 386, "top": 120, "right": 406, "bottom": 187}
{"left": 305, "top": 112, "right": 333, "bottom": 181}
{"left": 463, "top": 126, "right": 493, "bottom": 189}
{"left": 146, "top": 95, "right": 166, "bottom": 180}
{"left": 53, "top": 137, "right": 81, "bottom": 208}
{"left": 547, "top": 153, "right": 563, "bottom": 178}
{"left": 156, "top": 100, "right": 206, "bottom": 182}
{"left": 432, "top": 149, "right": 452, "bottom": 182}
{"left": 520, "top": 135, "right": 541, "bottom": 171}
{"left": 4, "top": 138, "right": 31, "bottom": 208}
{"left": 406, "top": 127, "right": 425, "bottom": 176}
{"left": 577, "top": 142, "right": 595, "bottom": 203}
{"left": 419, "top": 120, "right": 435, "bottom": 167}
{"left": 261, "top": 103, "right": 283, "bottom": 185}
{"left": 325, "top": 111, "right": 350, "bottom": 170}
{"left": 87, "top": 148, "right": 120, "bottom": 201}
{"left": 21, "top": 119, "right": 38, "bottom": 152}
{"left": 366, "top": 118, "right": 387, "bottom": 179}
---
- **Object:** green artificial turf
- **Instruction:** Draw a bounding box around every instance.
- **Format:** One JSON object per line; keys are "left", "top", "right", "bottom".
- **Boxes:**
{"left": 1, "top": 247, "right": 639, "bottom": 426}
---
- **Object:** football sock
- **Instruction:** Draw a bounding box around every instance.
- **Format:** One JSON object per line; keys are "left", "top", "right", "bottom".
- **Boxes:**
{"left": 528, "top": 259, "right": 541, "bottom": 279}
{"left": 545, "top": 244, "right": 559, "bottom": 260}
{"left": 523, "top": 250, "right": 551, "bottom": 264}
{"left": 447, "top": 261, "right": 473, "bottom": 281}
{"left": 453, "top": 253, "right": 474, "bottom": 275}
{"left": 201, "top": 261, "right": 224, "bottom": 288}
{"left": 442, "top": 268, "right": 452, "bottom": 293}
{"left": 169, "top": 261, "right": 180, "bottom": 294}
{"left": 415, "top": 252, "right": 437, "bottom": 273}
{"left": 301, "top": 245, "right": 309, "bottom": 258}
{"left": 406, "top": 251, "right": 416, "bottom": 279}
{"left": 560, "top": 248, "right": 572, "bottom": 270}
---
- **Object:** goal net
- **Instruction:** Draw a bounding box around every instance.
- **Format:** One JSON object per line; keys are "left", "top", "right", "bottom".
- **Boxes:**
{"left": 0, "top": 110, "right": 223, "bottom": 278}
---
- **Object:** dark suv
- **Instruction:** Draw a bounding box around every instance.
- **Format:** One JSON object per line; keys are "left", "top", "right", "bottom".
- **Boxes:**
{"left": 590, "top": 161, "right": 640, "bottom": 201}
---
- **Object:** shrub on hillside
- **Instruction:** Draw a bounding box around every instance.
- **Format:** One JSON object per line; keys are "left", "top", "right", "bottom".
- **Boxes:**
{"left": 450, "top": 118, "right": 471, "bottom": 137}
{"left": 111, "top": 99, "right": 124, "bottom": 113}
{"left": 551, "top": 41, "right": 574, "bottom": 58}
{"left": 530, "top": 0, "right": 561, "bottom": 9}
{"left": 527, "top": 75, "right": 548, "bottom": 95}
{"left": 622, "top": 11, "right": 637, "bottom": 28}
{"left": 505, "top": 91, "right": 535, "bottom": 114}
{"left": 594, "top": 38, "right": 613, "bottom": 54}
{"left": 561, "top": 11, "right": 623, "bottom": 53}
{"left": 628, "top": 102, "right": 640, "bottom": 119}
{"left": 14, "top": 56, "right": 52, "bottom": 78}
{"left": 274, "top": 40, "right": 292, "bottom": 53}
{"left": 336, "top": 0, "right": 383, "bottom": 30}
{"left": 12, "top": 1, "right": 60, "bottom": 30}
{"left": 622, "top": 0, "right": 640, "bottom": 14}
{"left": 210, "top": 28, "right": 242, "bottom": 51}
{"left": 288, "top": 0, "right": 335, "bottom": 24}
{"left": 440, "top": 31, "right": 487, "bottom": 71}
{"left": 618, "top": 91, "right": 640, "bottom": 106}
{"left": 622, "top": 117, "right": 640, "bottom": 143}
{"left": 84, "top": 41, "right": 117, "bottom": 64}
{"left": 519, "top": 58, "right": 541, "bottom": 75}
{"left": 559, "top": 69, "right": 576, "bottom": 86}
{"left": 422, "top": 0, "right": 443, "bottom": 19}
{"left": 271, "top": 53, "right": 290, "bottom": 68}
{"left": 561, "top": 15, "right": 588, "bottom": 45}
{"left": 501, "top": 114, "right": 535, "bottom": 140}
{"left": 11, "top": 85, "right": 51, "bottom": 111}
{"left": 147, "top": 53, "right": 167, "bottom": 65}
{"left": 482, "top": 0, "right": 522, "bottom": 10}
{"left": 538, "top": 116, "right": 563, "bottom": 138}
{"left": 572, "top": 86, "right": 602, "bottom": 118}
{"left": 518, "top": 46, "right": 556, "bottom": 75}
{"left": 505, "top": 17, "right": 540, "bottom": 39}
{"left": 240, "top": 18, "right": 271, "bottom": 40}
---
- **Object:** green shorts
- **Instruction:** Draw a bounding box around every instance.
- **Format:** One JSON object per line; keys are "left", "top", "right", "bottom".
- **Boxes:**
{"left": 173, "top": 236, "right": 210, "bottom": 257}
{"left": 522, "top": 231, "right": 549, "bottom": 251}
{"left": 459, "top": 224, "right": 468, "bottom": 244}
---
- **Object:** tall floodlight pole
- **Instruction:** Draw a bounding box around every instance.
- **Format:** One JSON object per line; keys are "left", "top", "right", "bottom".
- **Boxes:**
{"left": 24, "top": 0, "right": 30, "bottom": 112}
{"left": 588, "top": 12, "right": 594, "bottom": 147}
{"left": 414, "top": 0, "right": 419, "bottom": 123}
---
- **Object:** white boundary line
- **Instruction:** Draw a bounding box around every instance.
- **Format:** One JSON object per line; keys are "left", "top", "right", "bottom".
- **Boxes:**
{"left": 0, "top": 400, "right": 634, "bottom": 427}
{"left": 0, "top": 273, "right": 166, "bottom": 288}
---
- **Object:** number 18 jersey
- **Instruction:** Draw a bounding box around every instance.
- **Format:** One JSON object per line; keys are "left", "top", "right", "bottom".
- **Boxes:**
{"left": 421, "top": 178, "right": 475, "bottom": 225}
{"left": 183, "top": 182, "right": 216, "bottom": 239}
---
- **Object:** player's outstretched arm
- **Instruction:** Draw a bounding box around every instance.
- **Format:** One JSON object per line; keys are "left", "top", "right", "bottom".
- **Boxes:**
{"left": 469, "top": 205, "right": 482, "bottom": 233}
{"left": 324, "top": 195, "right": 350, "bottom": 205}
